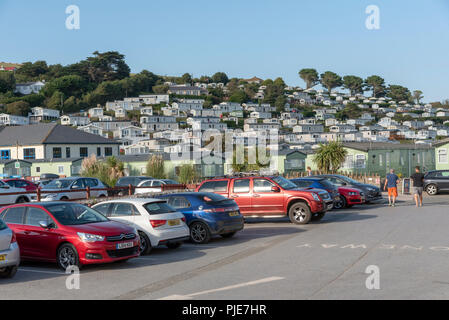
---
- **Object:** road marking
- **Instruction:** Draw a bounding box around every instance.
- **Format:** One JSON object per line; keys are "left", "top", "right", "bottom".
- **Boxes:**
{"left": 158, "top": 276, "right": 284, "bottom": 300}
{"left": 18, "top": 268, "right": 65, "bottom": 275}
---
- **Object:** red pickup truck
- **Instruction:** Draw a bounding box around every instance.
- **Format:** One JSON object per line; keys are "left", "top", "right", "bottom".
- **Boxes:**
{"left": 195, "top": 176, "right": 330, "bottom": 224}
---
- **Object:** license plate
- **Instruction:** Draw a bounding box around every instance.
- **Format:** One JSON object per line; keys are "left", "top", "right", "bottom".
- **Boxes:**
{"left": 229, "top": 211, "right": 239, "bottom": 217}
{"left": 0, "top": 254, "right": 6, "bottom": 262}
{"left": 116, "top": 242, "right": 133, "bottom": 250}
{"left": 168, "top": 219, "right": 181, "bottom": 226}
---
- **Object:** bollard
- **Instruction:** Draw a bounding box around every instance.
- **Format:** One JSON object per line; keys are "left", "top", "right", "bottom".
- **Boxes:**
{"left": 86, "top": 186, "right": 91, "bottom": 200}
{"left": 37, "top": 188, "right": 41, "bottom": 202}
{"left": 128, "top": 184, "right": 133, "bottom": 196}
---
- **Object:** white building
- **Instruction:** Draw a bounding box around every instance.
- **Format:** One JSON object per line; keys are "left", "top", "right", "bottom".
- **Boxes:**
{"left": 28, "top": 107, "right": 60, "bottom": 124}
{"left": 60, "top": 115, "right": 90, "bottom": 126}
{"left": 0, "top": 114, "right": 29, "bottom": 126}
{"left": 15, "top": 81, "right": 45, "bottom": 95}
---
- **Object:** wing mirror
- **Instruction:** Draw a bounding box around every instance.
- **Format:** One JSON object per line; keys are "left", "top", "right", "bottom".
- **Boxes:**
{"left": 39, "top": 221, "right": 55, "bottom": 229}
{"left": 271, "top": 186, "right": 281, "bottom": 192}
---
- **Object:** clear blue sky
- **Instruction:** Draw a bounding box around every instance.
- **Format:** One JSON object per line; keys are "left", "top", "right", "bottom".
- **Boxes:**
{"left": 1, "top": 0, "right": 448, "bottom": 102}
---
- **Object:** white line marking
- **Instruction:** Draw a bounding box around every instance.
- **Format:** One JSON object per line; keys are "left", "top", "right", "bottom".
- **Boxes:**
{"left": 158, "top": 276, "right": 284, "bottom": 300}
{"left": 18, "top": 268, "right": 65, "bottom": 275}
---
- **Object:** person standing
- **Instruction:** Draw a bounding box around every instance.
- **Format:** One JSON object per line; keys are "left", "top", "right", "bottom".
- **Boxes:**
{"left": 306, "top": 167, "right": 312, "bottom": 176}
{"left": 410, "top": 166, "right": 425, "bottom": 207}
{"left": 384, "top": 169, "right": 399, "bottom": 207}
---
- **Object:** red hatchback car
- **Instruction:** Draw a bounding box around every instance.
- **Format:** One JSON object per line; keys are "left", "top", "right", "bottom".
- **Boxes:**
{"left": 2, "top": 179, "right": 38, "bottom": 192}
{"left": 0, "top": 202, "right": 140, "bottom": 269}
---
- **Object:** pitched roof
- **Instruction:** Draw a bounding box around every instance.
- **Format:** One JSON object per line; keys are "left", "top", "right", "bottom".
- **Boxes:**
{"left": 342, "top": 142, "right": 432, "bottom": 152}
{"left": 0, "top": 123, "right": 119, "bottom": 146}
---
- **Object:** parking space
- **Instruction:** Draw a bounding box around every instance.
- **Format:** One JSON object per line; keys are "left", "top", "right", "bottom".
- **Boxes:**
{"left": 1, "top": 194, "right": 449, "bottom": 299}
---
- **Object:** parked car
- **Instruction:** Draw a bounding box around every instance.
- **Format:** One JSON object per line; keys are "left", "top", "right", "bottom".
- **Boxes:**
{"left": 134, "top": 179, "right": 180, "bottom": 194}
{"left": 195, "top": 176, "right": 329, "bottom": 224}
{"left": 34, "top": 177, "right": 108, "bottom": 202}
{"left": 423, "top": 170, "right": 449, "bottom": 195}
{"left": 0, "top": 219, "right": 20, "bottom": 278}
{"left": 92, "top": 198, "right": 189, "bottom": 254}
{"left": 335, "top": 187, "right": 365, "bottom": 209}
{"left": 0, "top": 180, "right": 30, "bottom": 205}
{"left": 0, "top": 202, "right": 140, "bottom": 269}
{"left": 290, "top": 177, "right": 338, "bottom": 209}
{"left": 37, "top": 174, "right": 60, "bottom": 187}
{"left": 157, "top": 192, "right": 244, "bottom": 244}
{"left": 3, "top": 179, "right": 38, "bottom": 192}
{"left": 115, "top": 176, "right": 154, "bottom": 195}
{"left": 312, "top": 174, "right": 382, "bottom": 203}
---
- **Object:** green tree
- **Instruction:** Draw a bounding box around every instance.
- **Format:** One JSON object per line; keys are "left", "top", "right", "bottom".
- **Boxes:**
{"left": 84, "top": 51, "right": 130, "bottom": 83}
{"left": 181, "top": 73, "right": 193, "bottom": 84}
{"left": 387, "top": 85, "right": 411, "bottom": 102}
{"left": 178, "top": 164, "right": 200, "bottom": 184}
{"left": 412, "top": 90, "right": 424, "bottom": 104}
{"left": 41, "top": 75, "right": 87, "bottom": 98}
{"left": 6, "top": 101, "right": 31, "bottom": 116}
{"left": 275, "top": 95, "right": 287, "bottom": 113}
{"left": 365, "top": 75, "right": 386, "bottom": 98}
{"left": 152, "top": 84, "right": 169, "bottom": 94}
{"left": 16, "top": 61, "right": 48, "bottom": 80}
{"left": 0, "top": 71, "right": 16, "bottom": 93}
{"left": 320, "top": 71, "right": 342, "bottom": 94}
{"left": 298, "top": 68, "right": 319, "bottom": 89}
{"left": 229, "top": 90, "right": 249, "bottom": 103}
{"left": 80, "top": 155, "right": 124, "bottom": 187}
{"left": 313, "top": 141, "right": 348, "bottom": 173}
{"left": 211, "top": 72, "right": 229, "bottom": 84}
{"left": 145, "top": 155, "right": 166, "bottom": 179}
{"left": 46, "top": 91, "right": 65, "bottom": 110}
{"left": 343, "top": 75, "right": 364, "bottom": 96}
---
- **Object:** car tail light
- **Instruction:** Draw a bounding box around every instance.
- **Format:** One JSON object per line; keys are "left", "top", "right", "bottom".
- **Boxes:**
{"left": 150, "top": 219, "right": 166, "bottom": 228}
{"left": 181, "top": 217, "right": 186, "bottom": 223}
{"left": 10, "top": 231, "right": 17, "bottom": 244}
{"left": 203, "top": 208, "right": 226, "bottom": 213}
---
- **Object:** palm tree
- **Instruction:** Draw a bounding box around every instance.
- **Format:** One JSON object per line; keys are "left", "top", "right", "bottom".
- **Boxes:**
{"left": 313, "top": 142, "right": 348, "bottom": 173}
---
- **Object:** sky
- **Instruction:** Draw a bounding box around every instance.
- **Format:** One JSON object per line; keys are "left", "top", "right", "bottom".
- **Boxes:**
{"left": 1, "top": 0, "right": 448, "bottom": 102}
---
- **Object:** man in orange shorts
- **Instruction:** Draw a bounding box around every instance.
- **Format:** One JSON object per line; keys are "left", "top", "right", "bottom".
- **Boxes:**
{"left": 384, "top": 169, "right": 399, "bottom": 207}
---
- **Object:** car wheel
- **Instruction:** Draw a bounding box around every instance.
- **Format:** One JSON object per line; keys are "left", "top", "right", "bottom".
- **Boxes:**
{"left": 0, "top": 266, "right": 18, "bottom": 278}
{"left": 138, "top": 231, "right": 152, "bottom": 255}
{"left": 288, "top": 202, "right": 311, "bottom": 225}
{"left": 311, "top": 212, "right": 325, "bottom": 221}
{"left": 166, "top": 242, "right": 182, "bottom": 249}
{"left": 190, "top": 222, "right": 211, "bottom": 244}
{"left": 57, "top": 243, "right": 80, "bottom": 270}
{"left": 15, "top": 196, "right": 28, "bottom": 203}
{"left": 220, "top": 232, "right": 236, "bottom": 238}
{"left": 334, "top": 196, "right": 347, "bottom": 209}
{"left": 426, "top": 184, "right": 438, "bottom": 196}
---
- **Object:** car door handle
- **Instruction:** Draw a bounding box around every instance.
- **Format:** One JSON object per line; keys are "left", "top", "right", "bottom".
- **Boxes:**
{"left": 230, "top": 195, "right": 239, "bottom": 198}
{"left": 23, "top": 231, "right": 31, "bottom": 235}
{"left": 252, "top": 194, "right": 261, "bottom": 198}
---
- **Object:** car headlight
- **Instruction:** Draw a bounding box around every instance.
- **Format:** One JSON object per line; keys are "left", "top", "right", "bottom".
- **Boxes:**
{"left": 311, "top": 193, "right": 321, "bottom": 201}
{"left": 348, "top": 192, "right": 359, "bottom": 196}
{"left": 77, "top": 232, "right": 105, "bottom": 242}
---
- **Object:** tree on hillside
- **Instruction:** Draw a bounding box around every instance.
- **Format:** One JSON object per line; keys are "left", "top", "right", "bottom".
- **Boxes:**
{"left": 41, "top": 75, "right": 87, "bottom": 98}
{"left": 387, "top": 85, "right": 411, "bottom": 102}
{"left": 343, "top": 75, "right": 364, "bottom": 96}
{"left": 181, "top": 73, "right": 193, "bottom": 84}
{"left": 211, "top": 72, "right": 229, "bottom": 84}
{"left": 0, "top": 71, "right": 16, "bottom": 93}
{"left": 273, "top": 77, "right": 286, "bottom": 88}
{"left": 298, "top": 69, "right": 319, "bottom": 89}
{"left": 6, "top": 101, "right": 31, "bottom": 116}
{"left": 320, "top": 71, "right": 342, "bottom": 94}
{"left": 16, "top": 61, "right": 49, "bottom": 80}
{"left": 365, "top": 75, "right": 386, "bottom": 98}
{"left": 152, "top": 84, "right": 169, "bottom": 94}
{"left": 275, "top": 95, "right": 287, "bottom": 113}
{"left": 85, "top": 51, "right": 130, "bottom": 83}
{"left": 229, "top": 90, "right": 249, "bottom": 103}
{"left": 336, "top": 103, "right": 362, "bottom": 121}
{"left": 413, "top": 90, "right": 424, "bottom": 104}
{"left": 313, "top": 141, "right": 348, "bottom": 173}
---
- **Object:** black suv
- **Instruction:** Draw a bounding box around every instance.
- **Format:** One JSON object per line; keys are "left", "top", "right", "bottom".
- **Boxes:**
{"left": 311, "top": 174, "right": 382, "bottom": 203}
{"left": 423, "top": 170, "right": 449, "bottom": 195}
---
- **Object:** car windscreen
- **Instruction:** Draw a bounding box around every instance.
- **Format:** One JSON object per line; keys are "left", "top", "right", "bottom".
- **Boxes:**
{"left": 319, "top": 179, "right": 337, "bottom": 190}
{"left": 338, "top": 176, "right": 359, "bottom": 184}
{"left": 46, "top": 203, "right": 109, "bottom": 225}
{"left": 162, "top": 179, "right": 178, "bottom": 184}
{"left": 143, "top": 201, "right": 176, "bottom": 215}
{"left": 43, "top": 179, "right": 73, "bottom": 189}
{"left": 272, "top": 176, "right": 297, "bottom": 190}
{"left": 0, "top": 219, "right": 7, "bottom": 231}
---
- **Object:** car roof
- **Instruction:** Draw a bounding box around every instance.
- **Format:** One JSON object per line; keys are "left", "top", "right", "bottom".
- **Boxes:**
{"left": 159, "top": 192, "right": 216, "bottom": 197}
{"left": 92, "top": 198, "right": 166, "bottom": 205}
{"left": 291, "top": 177, "right": 323, "bottom": 181}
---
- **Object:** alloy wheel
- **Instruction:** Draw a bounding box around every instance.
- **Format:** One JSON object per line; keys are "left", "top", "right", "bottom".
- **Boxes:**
{"left": 293, "top": 207, "right": 307, "bottom": 223}
{"left": 426, "top": 185, "right": 437, "bottom": 195}
{"left": 191, "top": 224, "right": 207, "bottom": 243}
{"left": 59, "top": 247, "right": 76, "bottom": 269}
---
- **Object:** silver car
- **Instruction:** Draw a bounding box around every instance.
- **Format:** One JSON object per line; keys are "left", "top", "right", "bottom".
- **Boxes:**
{"left": 0, "top": 219, "right": 20, "bottom": 278}
{"left": 33, "top": 177, "right": 108, "bottom": 201}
